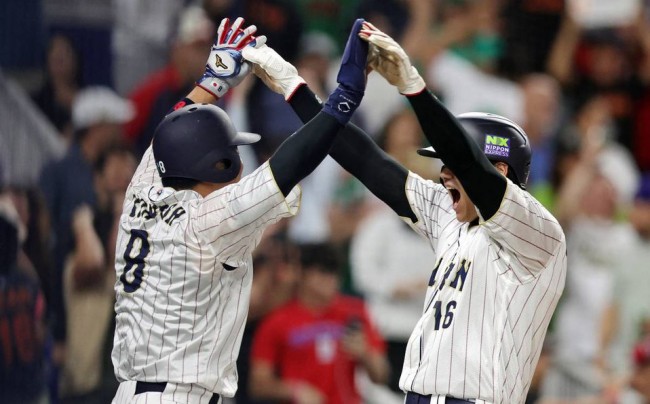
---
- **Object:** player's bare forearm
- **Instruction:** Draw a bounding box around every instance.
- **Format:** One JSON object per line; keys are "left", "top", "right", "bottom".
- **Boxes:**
{"left": 165, "top": 86, "right": 215, "bottom": 118}
{"left": 360, "top": 351, "right": 390, "bottom": 384}
{"left": 546, "top": 14, "right": 580, "bottom": 85}
{"left": 173, "top": 17, "right": 262, "bottom": 110}
{"left": 71, "top": 206, "right": 105, "bottom": 272}
{"left": 250, "top": 368, "right": 327, "bottom": 404}
{"left": 186, "top": 86, "right": 218, "bottom": 104}
{"left": 248, "top": 362, "right": 295, "bottom": 401}
{"left": 342, "top": 328, "right": 389, "bottom": 384}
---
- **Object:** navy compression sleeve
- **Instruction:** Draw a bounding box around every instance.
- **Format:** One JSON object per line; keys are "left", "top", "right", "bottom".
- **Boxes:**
{"left": 406, "top": 90, "right": 506, "bottom": 220}
{"left": 288, "top": 85, "right": 416, "bottom": 222}
{"left": 268, "top": 112, "right": 341, "bottom": 196}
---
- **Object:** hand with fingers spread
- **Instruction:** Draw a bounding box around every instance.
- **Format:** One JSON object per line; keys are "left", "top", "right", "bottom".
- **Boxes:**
{"left": 359, "top": 21, "right": 426, "bottom": 95}
{"left": 197, "top": 17, "right": 267, "bottom": 98}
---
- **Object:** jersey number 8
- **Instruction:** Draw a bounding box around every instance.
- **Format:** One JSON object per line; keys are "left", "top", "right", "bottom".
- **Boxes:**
{"left": 119, "top": 229, "right": 151, "bottom": 293}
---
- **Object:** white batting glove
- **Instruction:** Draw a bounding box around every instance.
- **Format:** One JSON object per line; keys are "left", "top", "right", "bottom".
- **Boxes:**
{"left": 242, "top": 44, "right": 306, "bottom": 101}
{"left": 197, "top": 17, "right": 267, "bottom": 98}
{"left": 359, "top": 22, "right": 426, "bottom": 95}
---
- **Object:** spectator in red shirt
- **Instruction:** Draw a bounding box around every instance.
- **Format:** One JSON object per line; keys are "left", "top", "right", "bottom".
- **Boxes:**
{"left": 631, "top": 333, "right": 650, "bottom": 402}
{"left": 249, "top": 243, "right": 389, "bottom": 404}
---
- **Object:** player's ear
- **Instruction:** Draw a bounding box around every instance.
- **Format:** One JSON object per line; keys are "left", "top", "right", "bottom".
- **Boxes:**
{"left": 494, "top": 162, "right": 509, "bottom": 177}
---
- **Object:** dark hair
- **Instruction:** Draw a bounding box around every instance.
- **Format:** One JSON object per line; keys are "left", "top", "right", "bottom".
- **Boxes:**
{"left": 94, "top": 145, "right": 135, "bottom": 173}
{"left": 0, "top": 216, "right": 18, "bottom": 273}
{"left": 161, "top": 177, "right": 201, "bottom": 191}
{"left": 46, "top": 33, "right": 84, "bottom": 88}
{"left": 0, "top": 158, "right": 4, "bottom": 192}
{"left": 299, "top": 243, "right": 342, "bottom": 274}
{"left": 73, "top": 127, "right": 89, "bottom": 142}
{"left": 376, "top": 109, "right": 414, "bottom": 152}
{"left": 253, "top": 231, "right": 299, "bottom": 267}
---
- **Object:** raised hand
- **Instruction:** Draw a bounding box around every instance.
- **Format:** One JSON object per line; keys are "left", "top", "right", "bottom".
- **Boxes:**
{"left": 359, "top": 22, "right": 425, "bottom": 95}
{"left": 322, "top": 18, "right": 369, "bottom": 125}
{"left": 241, "top": 42, "right": 306, "bottom": 100}
{"left": 197, "top": 17, "right": 267, "bottom": 98}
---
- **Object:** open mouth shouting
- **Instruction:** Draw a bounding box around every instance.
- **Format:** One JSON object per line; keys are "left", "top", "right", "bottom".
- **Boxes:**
{"left": 447, "top": 186, "right": 461, "bottom": 211}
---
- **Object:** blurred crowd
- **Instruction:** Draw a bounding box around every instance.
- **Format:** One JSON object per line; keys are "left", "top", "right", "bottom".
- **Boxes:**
{"left": 1, "top": 0, "right": 650, "bottom": 403}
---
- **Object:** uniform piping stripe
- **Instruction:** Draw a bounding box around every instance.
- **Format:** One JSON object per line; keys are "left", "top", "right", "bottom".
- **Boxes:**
{"left": 209, "top": 274, "right": 232, "bottom": 391}
{"left": 494, "top": 283, "right": 519, "bottom": 402}
{"left": 498, "top": 276, "right": 540, "bottom": 399}
{"left": 502, "top": 196, "right": 560, "bottom": 226}
{"left": 200, "top": 189, "right": 286, "bottom": 237}
{"left": 406, "top": 186, "right": 453, "bottom": 215}
{"left": 462, "top": 257, "right": 476, "bottom": 397}
{"left": 227, "top": 268, "right": 248, "bottom": 371}
{"left": 198, "top": 177, "right": 274, "bottom": 217}
{"left": 497, "top": 210, "right": 562, "bottom": 243}
{"left": 148, "top": 234, "right": 166, "bottom": 377}
{"left": 163, "top": 238, "right": 177, "bottom": 381}
{"left": 477, "top": 245, "right": 490, "bottom": 397}
{"left": 198, "top": 195, "right": 274, "bottom": 233}
{"left": 177, "top": 230, "right": 189, "bottom": 392}
{"left": 519, "top": 254, "right": 565, "bottom": 396}
{"left": 191, "top": 224, "right": 206, "bottom": 381}
{"left": 490, "top": 220, "right": 554, "bottom": 257}
{"left": 207, "top": 200, "right": 285, "bottom": 245}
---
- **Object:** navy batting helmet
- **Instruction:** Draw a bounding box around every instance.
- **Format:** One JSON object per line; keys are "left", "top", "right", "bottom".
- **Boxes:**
{"left": 418, "top": 112, "right": 531, "bottom": 189}
{"left": 153, "top": 104, "right": 260, "bottom": 184}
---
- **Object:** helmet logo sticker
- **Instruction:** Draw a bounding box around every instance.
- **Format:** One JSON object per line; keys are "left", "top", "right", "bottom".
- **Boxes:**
{"left": 484, "top": 135, "right": 510, "bottom": 157}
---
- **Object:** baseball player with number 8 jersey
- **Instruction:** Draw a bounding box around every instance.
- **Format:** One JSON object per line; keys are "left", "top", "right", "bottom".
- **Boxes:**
{"left": 241, "top": 21, "right": 568, "bottom": 404}
{"left": 110, "top": 18, "right": 371, "bottom": 403}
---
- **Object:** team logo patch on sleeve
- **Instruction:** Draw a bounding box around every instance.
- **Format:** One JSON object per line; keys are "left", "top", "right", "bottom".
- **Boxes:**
{"left": 484, "top": 135, "right": 510, "bottom": 157}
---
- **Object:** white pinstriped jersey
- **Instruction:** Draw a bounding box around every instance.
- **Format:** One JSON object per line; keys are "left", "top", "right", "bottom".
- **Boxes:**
{"left": 111, "top": 147, "right": 300, "bottom": 398}
{"left": 399, "top": 172, "right": 566, "bottom": 404}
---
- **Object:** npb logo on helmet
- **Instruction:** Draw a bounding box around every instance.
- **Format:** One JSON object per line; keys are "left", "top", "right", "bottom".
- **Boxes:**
{"left": 484, "top": 135, "right": 510, "bottom": 157}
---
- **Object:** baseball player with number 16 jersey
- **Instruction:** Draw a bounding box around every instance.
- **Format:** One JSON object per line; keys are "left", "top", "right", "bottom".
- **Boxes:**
{"left": 242, "top": 21, "right": 568, "bottom": 404}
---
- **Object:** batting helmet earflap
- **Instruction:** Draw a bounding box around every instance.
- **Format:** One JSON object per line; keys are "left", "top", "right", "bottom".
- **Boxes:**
{"left": 152, "top": 104, "right": 260, "bottom": 184}
{"left": 417, "top": 112, "right": 531, "bottom": 189}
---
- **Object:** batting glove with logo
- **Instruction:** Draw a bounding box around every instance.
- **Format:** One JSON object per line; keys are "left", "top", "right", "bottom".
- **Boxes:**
{"left": 197, "top": 17, "right": 267, "bottom": 98}
{"left": 241, "top": 43, "right": 306, "bottom": 101}
{"left": 322, "top": 18, "right": 368, "bottom": 125}
{"left": 359, "top": 22, "right": 425, "bottom": 95}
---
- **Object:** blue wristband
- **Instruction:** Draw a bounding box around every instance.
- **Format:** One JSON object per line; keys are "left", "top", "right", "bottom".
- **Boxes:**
{"left": 322, "top": 84, "right": 364, "bottom": 126}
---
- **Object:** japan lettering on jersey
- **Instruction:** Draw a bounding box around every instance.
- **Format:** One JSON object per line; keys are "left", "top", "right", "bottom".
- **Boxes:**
{"left": 111, "top": 147, "right": 300, "bottom": 398}
{"left": 399, "top": 172, "right": 566, "bottom": 404}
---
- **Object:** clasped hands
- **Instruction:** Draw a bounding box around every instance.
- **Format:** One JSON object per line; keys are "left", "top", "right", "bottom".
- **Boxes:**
{"left": 198, "top": 17, "right": 426, "bottom": 101}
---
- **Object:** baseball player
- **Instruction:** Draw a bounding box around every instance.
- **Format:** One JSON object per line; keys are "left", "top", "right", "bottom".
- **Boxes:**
{"left": 242, "top": 22, "right": 567, "bottom": 404}
{"left": 110, "top": 18, "right": 370, "bottom": 403}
